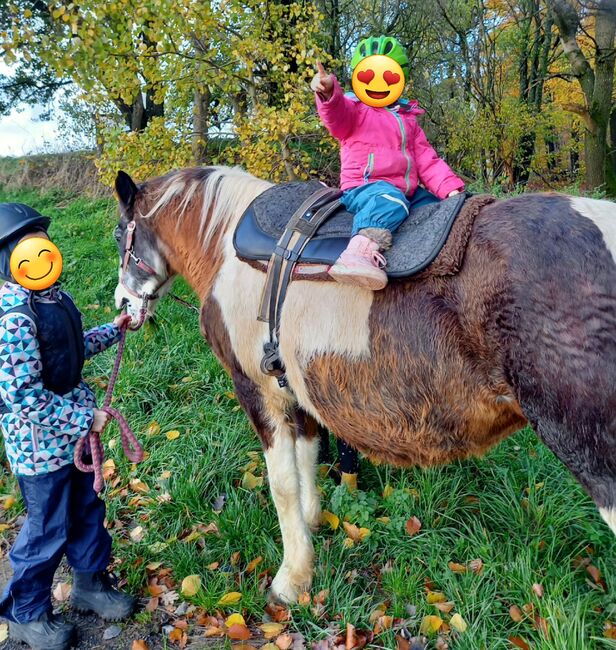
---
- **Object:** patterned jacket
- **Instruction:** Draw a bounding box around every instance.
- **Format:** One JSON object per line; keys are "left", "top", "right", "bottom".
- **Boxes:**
{"left": 0, "top": 283, "right": 121, "bottom": 476}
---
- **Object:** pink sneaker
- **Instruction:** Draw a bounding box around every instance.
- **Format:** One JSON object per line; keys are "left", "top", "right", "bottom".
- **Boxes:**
{"left": 328, "top": 235, "right": 388, "bottom": 290}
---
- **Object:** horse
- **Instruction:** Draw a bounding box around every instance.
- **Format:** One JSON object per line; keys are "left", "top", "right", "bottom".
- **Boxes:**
{"left": 111, "top": 165, "right": 616, "bottom": 603}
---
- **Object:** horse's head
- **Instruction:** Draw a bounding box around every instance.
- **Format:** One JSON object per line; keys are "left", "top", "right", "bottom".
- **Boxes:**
{"left": 113, "top": 170, "right": 174, "bottom": 326}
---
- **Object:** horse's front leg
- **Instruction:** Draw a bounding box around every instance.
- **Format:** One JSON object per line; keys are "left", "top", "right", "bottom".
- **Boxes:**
{"left": 264, "top": 411, "right": 315, "bottom": 602}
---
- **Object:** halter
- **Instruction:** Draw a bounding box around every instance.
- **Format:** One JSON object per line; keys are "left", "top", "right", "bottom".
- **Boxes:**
{"left": 120, "top": 221, "right": 169, "bottom": 329}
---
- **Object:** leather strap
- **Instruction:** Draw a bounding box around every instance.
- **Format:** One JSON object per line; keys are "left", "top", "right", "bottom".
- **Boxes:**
{"left": 258, "top": 186, "right": 342, "bottom": 386}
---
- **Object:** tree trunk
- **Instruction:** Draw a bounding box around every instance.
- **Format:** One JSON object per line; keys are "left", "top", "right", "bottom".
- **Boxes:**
{"left": 192, "top": 87, "right": 210, "bottom": 165}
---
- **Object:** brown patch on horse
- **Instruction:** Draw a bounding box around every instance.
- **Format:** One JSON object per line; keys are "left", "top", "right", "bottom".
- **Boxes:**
{"left": 301, "top": 207, "right": 527, "bottom": 467}
{"left": 200, "top": 294, "right": 274, "bottom": 448}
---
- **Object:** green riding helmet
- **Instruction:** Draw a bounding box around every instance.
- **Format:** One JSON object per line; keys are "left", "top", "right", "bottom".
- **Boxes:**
{"left": 350, "top": 35, "right": 410, "bottom": 82}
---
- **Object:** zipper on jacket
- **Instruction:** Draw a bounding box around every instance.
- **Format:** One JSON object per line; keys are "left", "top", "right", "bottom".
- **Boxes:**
{"left": 363, "top": 152, "right": 375, "bottom": 183}
{"left": 388, "top": 108, "right": 412, "bottom": 194}
{"left": 56, "top": 293, "right": 82, "bottom": 389}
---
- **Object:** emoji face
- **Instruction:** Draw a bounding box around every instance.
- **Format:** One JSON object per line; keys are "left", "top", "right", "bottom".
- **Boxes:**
{"left": 351, "top": 55, "right": 405, "bottom": 108}
{"left": 10, "top": 237, "right": 63, "bottom": 290}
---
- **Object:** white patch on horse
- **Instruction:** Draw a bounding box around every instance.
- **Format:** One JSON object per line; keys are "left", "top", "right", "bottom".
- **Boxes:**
{"left": 295, "top": 435, "right": 321, "bottom": 530}
{"left": 599, "top": 507, "right": 616, "bottom": 537}
{"left": 570, "top": 196, "right": 616, "bottom": 264}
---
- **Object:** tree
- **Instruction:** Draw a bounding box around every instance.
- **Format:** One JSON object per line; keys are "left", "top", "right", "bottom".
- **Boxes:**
{"left": 547, "top": 0, "right": 616, "bottom": 191}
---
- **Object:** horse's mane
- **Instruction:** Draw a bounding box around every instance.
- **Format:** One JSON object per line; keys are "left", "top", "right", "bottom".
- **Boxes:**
{"left": 139, "top": 165, "right": 272, "bottom": 249}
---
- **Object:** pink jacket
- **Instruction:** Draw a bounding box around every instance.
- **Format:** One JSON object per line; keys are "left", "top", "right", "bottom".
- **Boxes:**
{"left": 316, "top": 77, "right": 464, "bottom": 199}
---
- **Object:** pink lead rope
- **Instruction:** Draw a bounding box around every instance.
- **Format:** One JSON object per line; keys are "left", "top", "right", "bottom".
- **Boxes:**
{"left": 74, "top": 310, "right": 146, "bottom": 493}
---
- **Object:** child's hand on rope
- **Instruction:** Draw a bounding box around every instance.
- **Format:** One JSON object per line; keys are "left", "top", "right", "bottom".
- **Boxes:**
{"left": 92, "top": 409, "right": 111, "bottom": 433}
{"left": 114, "top": 312, "right": 132, "bottom": 329}
{"left": 311, "top": 61, "right": 334, "bottom": 100}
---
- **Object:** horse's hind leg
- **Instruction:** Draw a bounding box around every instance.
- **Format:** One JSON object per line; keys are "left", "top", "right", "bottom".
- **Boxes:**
{"left": 294, "top": 411, "right": 322, "bottom": 530}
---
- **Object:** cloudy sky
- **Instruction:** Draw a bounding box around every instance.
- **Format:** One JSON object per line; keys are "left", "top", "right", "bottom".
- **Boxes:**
{"left": 0, "top": 61, "right": 62, "bottom": 157}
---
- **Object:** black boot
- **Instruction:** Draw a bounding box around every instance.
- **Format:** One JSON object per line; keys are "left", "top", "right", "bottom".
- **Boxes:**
{"left": 70, "top": 571, "right": 136, "bottom": 621}
{"left": 9, "top": 611, "right": 75, "bottom": 650}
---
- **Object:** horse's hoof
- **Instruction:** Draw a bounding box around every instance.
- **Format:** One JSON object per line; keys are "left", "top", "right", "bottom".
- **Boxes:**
{"left": 270, "top": 567, "right": 310, "bottom": 604}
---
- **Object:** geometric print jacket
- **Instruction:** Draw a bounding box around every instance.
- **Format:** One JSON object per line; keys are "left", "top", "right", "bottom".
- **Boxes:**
{"left": 0, "top": 283, "right": 121, "bottom": 476}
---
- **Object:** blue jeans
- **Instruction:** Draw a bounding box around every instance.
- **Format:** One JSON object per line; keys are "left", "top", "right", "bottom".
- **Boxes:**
{"left": 0, "top": 463, "right": 111, "bottom": 623}
{"left": 341, "top": 181, "right": 440, "bottom": 235}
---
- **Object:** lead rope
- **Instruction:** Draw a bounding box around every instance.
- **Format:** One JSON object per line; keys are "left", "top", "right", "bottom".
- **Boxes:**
{"left": 74, "top": 307, "right": 146, "bottom": 493}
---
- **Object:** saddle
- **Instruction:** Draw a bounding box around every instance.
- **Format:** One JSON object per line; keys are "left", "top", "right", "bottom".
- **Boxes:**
{"left": 232, "top": 181, "right": 495, "bottom": 388}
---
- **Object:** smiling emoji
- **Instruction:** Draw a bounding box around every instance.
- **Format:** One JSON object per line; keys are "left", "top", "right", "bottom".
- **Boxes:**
{"left": 10, "top": 237, "right": 63, "bottom": 290}
{"left": 352, "top": 54, "right": 405, "bottom": 108}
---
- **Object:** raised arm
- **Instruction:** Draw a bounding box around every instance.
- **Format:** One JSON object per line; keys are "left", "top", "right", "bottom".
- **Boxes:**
{"left": 311, "top": 61, "right": 358, "bottom": 141}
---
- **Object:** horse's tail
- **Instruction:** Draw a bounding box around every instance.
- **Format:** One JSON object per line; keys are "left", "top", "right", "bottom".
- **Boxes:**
{"left": 488, "top": 194, "right": 616, "bottom": 535}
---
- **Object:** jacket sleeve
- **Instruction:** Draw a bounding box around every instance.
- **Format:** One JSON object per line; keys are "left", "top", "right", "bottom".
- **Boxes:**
{"left": 0, "top": 313, "right": 94, "bottom": 436}
{"left": 84, "top": 322, "right": 122, "bottom": 359}
{"left": 411, "top": 121, "right": 465, "bottom": 199}
{"left": 315, "top": 76, "right": 358, "bottom": 141}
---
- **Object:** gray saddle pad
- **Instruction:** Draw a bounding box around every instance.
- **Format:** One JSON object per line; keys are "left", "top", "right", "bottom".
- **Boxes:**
{"left": 233, "top": 181, "right": 468, "bottom": 278}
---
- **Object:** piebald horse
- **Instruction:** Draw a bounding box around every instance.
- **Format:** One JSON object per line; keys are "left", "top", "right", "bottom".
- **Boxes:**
{"left": 112, "top": 166, "right": 616, "bottom": 603}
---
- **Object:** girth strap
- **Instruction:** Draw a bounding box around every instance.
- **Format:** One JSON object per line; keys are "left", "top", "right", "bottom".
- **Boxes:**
{"left": 258, "top": 186, "right": 342, "bottom": 386}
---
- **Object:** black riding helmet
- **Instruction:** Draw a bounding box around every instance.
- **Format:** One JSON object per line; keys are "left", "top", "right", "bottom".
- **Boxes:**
{"left": 0, "top": 203, "right": 51, "bottom": 282}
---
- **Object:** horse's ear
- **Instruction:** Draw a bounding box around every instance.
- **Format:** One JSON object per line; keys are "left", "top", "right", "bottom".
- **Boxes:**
{"left": 115, "top": 170, "right": 138, "bottom": 212}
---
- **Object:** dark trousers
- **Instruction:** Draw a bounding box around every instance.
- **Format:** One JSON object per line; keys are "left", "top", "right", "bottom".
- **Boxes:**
{"left": 0, "top": 463, "right": 111, "bottom": 623}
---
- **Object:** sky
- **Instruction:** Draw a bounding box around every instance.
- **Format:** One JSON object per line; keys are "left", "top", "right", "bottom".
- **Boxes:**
{"left": 0, "top": 61, "right": 63, "bottom": 157}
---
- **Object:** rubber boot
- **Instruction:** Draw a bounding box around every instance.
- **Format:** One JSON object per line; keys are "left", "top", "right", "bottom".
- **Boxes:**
{"left": 8, "top": 612, "right": 75, "bottom": 650}
{"left": 328, "top": 234, "right": 388, "bottom": 290}
{"left": 70, "top": 571, "right": 136, "bottom": 621}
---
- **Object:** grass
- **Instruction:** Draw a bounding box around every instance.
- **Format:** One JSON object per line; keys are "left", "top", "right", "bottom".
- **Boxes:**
{"left": 0, "top": 185, "right": 615, "bottom": 649}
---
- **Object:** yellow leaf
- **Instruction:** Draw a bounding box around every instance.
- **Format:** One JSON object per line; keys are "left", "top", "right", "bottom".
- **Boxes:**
{"left": 226, "top": 613, "right": 246, "bottom": 626}
{"left": 246, "top": 556, "right": 263, "bottom": 573}
{"left": 259, "top": 622, "right": 284, "bottom": 639}
{"left": 427, "top": 591, "right": 447, "bottom": 604}
{"left": 358, "top": 527, "right": 371, "bottom": 540}
{"left": 146, "top": 421, "right": 160, "bottom": 436}
{"left": 130, "top": 479, "right": 149, "bottom": 494}
{"left": 241, "top": 472, "right": 263, "bottom": 490}
{"left": 434, "top": 601, "right": 455, "bottom": 614}
{"left": 2, "top": 496, "right": 15, "bottom": 509}
{"left": 321, "top": 510, "right": 340, "bottom": 530}
{"left": 343, "top": 521, "right": 361, "bottom": 542}
{"left": 342, "top": 537, "right": 355, "bottom": 549}
{"left": 166, "top": 430, "right": 180, "bottom": 441}
{"left": 160, "top": 470, "right": 172, "bottom": 480}
{"left": 0, "top": 624, "right": 7, "bottom": 643}
{"left": 419, "top": 615, "right": 443, "bottom": 634}
{"left": 0, "top": 524, "right": 11, "bottom": 533}
{"left": 448, "top": 562, "right": 467, "bottom": 573}
{"left": 130, "top": 526, "right": 145, "bottom": 542}
{"left": 382, "top": 484, "right": 394, "bottom": 498}
{"left": 207, "top": 562, "right": 220, "bottom": 570}
{"left": 376, "top": 516, "right": 390, "bottom": 524}
{"left": 181, "top": 574, "right": 201, "bottom": 597}
{"left": 450, "top": 613, "right": 468, "bottom": 633}
{"left": 218, "top": 591, "right": 242, "bottom": 606}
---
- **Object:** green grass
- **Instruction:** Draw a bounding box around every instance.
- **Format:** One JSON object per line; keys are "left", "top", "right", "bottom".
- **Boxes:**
{"left": 1, "top": 186, "right": 616, "bottom": 649}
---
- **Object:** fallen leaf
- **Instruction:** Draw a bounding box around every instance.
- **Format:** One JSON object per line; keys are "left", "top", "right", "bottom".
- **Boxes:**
{"left": 343, "top": 521, "right": 361, "bottom": 542}
{"left": 2, "top": 496, "right": 15, "bottom": 509}
{"left": 534, "top": 615, "right": 549, "bottom": 637}
{"left": 0, "top": 524, "right": 11, "bottom": 533}
{"left": 298, "top": 591, "right": 310, "bottom": 606}
{"left": 246, "top": 556, "right": 263, "bottom": 573}
{"left": 405, "top": 516, "right": 422, "bottom": 537}
{"left": 469, "top": 558, "right": 483, "bottom": 575}
{"left": 265, "top": 602, "right": 290, "bottom": 622}
{"left": 373, "top": 615, "right": 394, "bottom": 634}
{"left": 241, "top": 472, "right": 263, "bottom": 490}
{"left": 509, "top": 605, "right": 524, "bottom": 622}
{"left": 321, "top": 510, "right": 340, "bottom": 530}
{"left": 275, "top": 633, "right": 293, "bottom": 649}
{"left": 146, "top": 421, "right": 160, "bottom": 436}
{"left": 226, "top": 613, "right": 246, "bottom": 626}
{"left": 231, "top": 551, "right": 241, "bottom": 565}
{"left": 207, "top": 561, "right": 219, "bottom": 570}
{"left": 426, "top": 591, "right": 446, "bottom": 604}
{"left": 218, "top": 591, "right": 242, "bottom": 606}
{"left": 449, "top": 613, "right": 467, "bottom": 633}
{"left": 419, "top": 615, "right": 443, "bottom": 634}
{"left": 395, "top": 634, "right": 411, "bottom": 650}
{"left": 132, "top": 641, "right": 149, "bottom": 650}
{"left": 130, "top": 479, "right": 150, "bottom": 494}
{"left": 145, "top": 597, "right": 159, "bottom": 612}
{"left": 509, "top": 636, "right": 530, "bottom": 650}
{"left": 435, "top": 637, "right": 449, "bottom": 650}
{"left": 314, "top": 589, "right": 329, "bottom": 605}
{"left": 130, "top": 526, "right": 145, "bottom": 542}
{"left": 53, "top": 582, "right": 71, "bottom": 602}
{"left": 181, "top": 574, "right": 201, "bottom": 597}
{"left": 161, "top": 590, "right": 179, "bottom": 606}
{"left": 383, "top": 484, "right": 394, "bottom": 498}
{"left": 204, "top": 626, "right": 225, "bottom": 637}
{"left": 166, "top": 430, "right": 181, "bottom": 441}
{"left": 227, "top": 623, "right": 251, "bottom": 640}
{"left": 376, "top": 516, "right": 391, "bottom": 524}
{"left": 434, "top": 601, "right": 455, "bottom": 614}
{"left": 587, "top": 564, "right": 602, "bottom": 584}
{"left": 102, "top": 459, "right": 116, "bottom": 480}
{"left": 448, "top": 562, "right": 466, "bottom": 573}
{"left": 604, "top": 621, "right": 616, "bottom": 639}
{"left": 260, "top": 623, "right": 284, "bottom": 639}
{"left": 212, "top": 493, "right": 227, "bottom": 512}
{"left": 0, "top": 624, "right": 7, "bottom": 643}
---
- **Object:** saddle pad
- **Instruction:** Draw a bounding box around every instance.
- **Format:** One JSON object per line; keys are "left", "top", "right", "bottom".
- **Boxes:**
{"left": 233, "top": 181, "right": 468, "bottom": 278}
